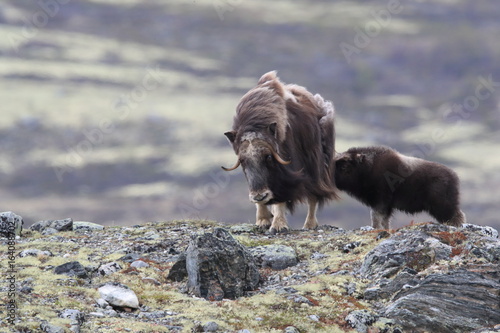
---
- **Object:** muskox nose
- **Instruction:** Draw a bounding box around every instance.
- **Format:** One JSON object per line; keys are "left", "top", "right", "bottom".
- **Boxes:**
{"left": 250, "top": 190, "right": 272, "bottom": 203}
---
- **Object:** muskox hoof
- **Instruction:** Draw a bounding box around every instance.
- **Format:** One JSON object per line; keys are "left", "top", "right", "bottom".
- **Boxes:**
{"left": 268, "top": 227, "right": 289, "bottom": 235}
{"left": 256, "top": 219, "right": 272, "bottom": 229}
{"left": 443, "top": 210, "right": 466, "bottom": 227}
{"left": 301, "top": 226, "right": 318, "bottom": 231}
{"left": 256, "top": 225, "right": 270, "bottom": 233}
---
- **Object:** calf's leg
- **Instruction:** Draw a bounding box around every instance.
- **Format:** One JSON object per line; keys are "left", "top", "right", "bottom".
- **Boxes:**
{"left": 371, "top": 209, "right": 391, "bottom": 229}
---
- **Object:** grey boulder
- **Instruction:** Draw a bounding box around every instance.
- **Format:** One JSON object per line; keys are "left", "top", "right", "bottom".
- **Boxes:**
{"left": 186, "top": 228, "right": 260, "bottom": 300}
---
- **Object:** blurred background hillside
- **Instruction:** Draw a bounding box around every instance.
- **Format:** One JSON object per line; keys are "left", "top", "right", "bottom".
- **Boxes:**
{"left": 1, "top": 0, "right": 499, "bottom": 229}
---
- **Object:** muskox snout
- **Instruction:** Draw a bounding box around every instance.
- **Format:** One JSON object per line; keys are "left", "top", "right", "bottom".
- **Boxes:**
{"left": 249, "top": 190, "right": 273, "bottom": 203}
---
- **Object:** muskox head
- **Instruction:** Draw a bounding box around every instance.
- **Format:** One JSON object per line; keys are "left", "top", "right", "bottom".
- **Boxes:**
{"left": 222, "top": 131, "right": 293, "bottom": 204}
{"left": 334, "top": 151, "right": 368, "bottom": 192}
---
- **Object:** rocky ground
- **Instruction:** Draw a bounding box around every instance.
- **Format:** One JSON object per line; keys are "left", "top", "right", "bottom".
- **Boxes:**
{"left": 1, "top": 212, "right": 499, "bottom": 333}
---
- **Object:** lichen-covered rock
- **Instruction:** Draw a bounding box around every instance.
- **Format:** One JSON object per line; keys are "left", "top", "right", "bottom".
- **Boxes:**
{"left": 131, "top": 260, "right": 150, "bottom": 268}
{"left": 98, "top": 282, "right": 139, "bottom": 309}
{"left": 345, "top": 309, "right": 378, "bottom": 333}
{"left": 0, "top": 211, "right": 24, "bottom": 237}
{"left": 186, "top": 228, "right": 260, "bottom": 300}
{"left": 249, "top": 244, "right": 298, "bottom": 270}
{"left": 19, "top": 248, "right": 53, "bottom": 257}
{"left": 53, "top": 261, "right": 88, "bottom": 279}
{"left": 166, "top": 253, "right": 188, "bottom": 282}
{"left": 40, "top": 320, "right": 65, "bottom": 333}
{"left": 98, "top": 262, "right": 122, "bottom": 276}
{"left": 462, "top": 223, "right": 498, "bottom": 238}
{"left": 59, "top": 309, "right": 84, "bottom": 333}
{"left": 360, "top": 229, "right": 451, "bottom": 279}
{"left": 31, "top": 218, "right": 73, "bottom": 234}
{"left": 364, "top": 268, "right": 419, "bottom": 301}
{"left": 383, "top": 269, "right": 500, "bottom": 333}
{"left": 73, "top": 221, "right": 104, "bottom": 231}
{"left": 229, "top": 223, "right": 257, "bottom": 234}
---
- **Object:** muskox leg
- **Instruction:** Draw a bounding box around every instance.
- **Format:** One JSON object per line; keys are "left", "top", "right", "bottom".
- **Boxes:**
{"left": 303, "top": 198, "right": 318, "bottom": 230}
{"left": 444, "top": 210, "right": 466, "bottom": 227}
{"left": 370, "top": 209, "right": 391, "bottom": 229}
{"left": 270, "top": 202, "right": 288, "bottom": 233}
{"left": 255, "top": 203, "right": 273, "bottom": 229}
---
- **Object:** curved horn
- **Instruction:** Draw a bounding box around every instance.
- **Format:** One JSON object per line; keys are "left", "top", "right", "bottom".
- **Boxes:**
{"left": 221, "top": 159, "right": 241, "bottom": 171}
{"left": 272, "top": 150, "right": 291, "bottom": 165}
{"left": 261, "top": 141, "right": 291, "bottom": 165}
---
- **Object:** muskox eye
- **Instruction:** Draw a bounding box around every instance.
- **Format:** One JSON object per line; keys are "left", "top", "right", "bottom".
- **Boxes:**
{"left": 265, "top": 155, "right": 273, "bottom": 163}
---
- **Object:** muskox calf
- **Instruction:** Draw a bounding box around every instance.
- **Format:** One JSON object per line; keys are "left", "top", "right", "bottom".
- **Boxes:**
{"left": 334, "top": 146, "right": 466, "bottom": 229}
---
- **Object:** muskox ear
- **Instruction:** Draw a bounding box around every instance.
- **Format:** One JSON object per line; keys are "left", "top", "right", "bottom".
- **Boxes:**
{"left": 268, "top": 122, "right": 277, "bottom": 138}
{"left": 224, "top": 131, "right": 237, "bottom": 143}
{"left": 354, "top": 153, "right": 366, "bottom": 164}
{"left": 257, "top": 71, "right": 278, "bottom": 85}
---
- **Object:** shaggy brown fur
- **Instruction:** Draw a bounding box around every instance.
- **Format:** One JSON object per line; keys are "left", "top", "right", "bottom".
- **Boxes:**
{"left": 223, "top": 71, "right": 338, "bottom": 232}
{"left": 334, "top": 146, "right": 466, "bottom": 229}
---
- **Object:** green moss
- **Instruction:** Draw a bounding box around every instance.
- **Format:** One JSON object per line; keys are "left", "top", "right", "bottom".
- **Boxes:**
{"left": 234, "top": 235, "right": 275, "bottom": 247}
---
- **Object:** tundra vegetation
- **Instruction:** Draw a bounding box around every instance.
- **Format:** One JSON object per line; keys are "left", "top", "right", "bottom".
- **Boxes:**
{"left": 1, "top": 218, "right": 499, "bottom": 332}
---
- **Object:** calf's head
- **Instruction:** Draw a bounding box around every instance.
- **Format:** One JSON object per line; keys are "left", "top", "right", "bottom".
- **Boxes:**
{"left": 222, "top": 135, "right": 291, "bottom": 204}
{"left": 334, "top": 152, "right": 368, "bottom": 190}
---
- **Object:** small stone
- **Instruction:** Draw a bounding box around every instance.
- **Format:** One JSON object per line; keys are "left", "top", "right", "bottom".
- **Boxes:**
{"left": 311, "top": 252, "right": 328, "bottom": 260}
{"left": 143, "top": 230, "right": 161, "bottom": 240}
{"left": 230, "top": 224, "right": 257, "bottom": 234}
{"left": 19, "top": 249, "right": 52, "bottom": 257}
{"left": 275, "top": 287, "right": 298, "bottom": 295}
{"left": 131, "top": 260, "right": 150, "bottom": 268}
{"left": 40, "top": 320, "right": 65, "bottom": 333}
{"left": 118, "top": 253, "right": 142, "bottom": 263}
{"left": 139, "top": 311, "right": 166, "bottom": 319}
{"left": 54, "top": 261, "right": 88, "bottom": 279}
{"left": 31, "top": 218, "right": 73, "bottom": 233}
{"left": 42, "top": 228, "right": 59, "bottom": 235}
{"left": 104, "top": 308, "right": 119, "bottom": 317}
{"left": 20, "top": 286, "right": 33, "bottom": 294}
{"left": 249, "top": 244, "right": 298, "bottom": 270}
{"left": 96, "top": 298, "right": 109, "bottom": 308}
{"left": 142, "top": 277, "right": 161, "bottom": 286}
{"left": 309, "top": 314, "right": 320, "bottom": 322}
{"left": 284, "top": 327, "right": 300, "bottom": 333}
{"left": 98, "top": 282, "right": 139, "bottom": 309}
{"left": 288, "top": 294, "right": 314, "bottom": 306}
{"left": 360, "top": 226, "right": 374, "bottom": 231}
{"left": 89, "top": 312, "right": 105, "bottom": 318}
{"left": 203, "top": 321, "right": 219, "bottom": 332}
{"left": 0, "top": 211, "right": 24, "bottom": 237}
{"left": 346, "top": 310, "right": 378, "bottom": 332}
{"left": 343, "top": 241, "right": 361, "bottom": 253}
{"left": 73, "top": 221, "right": 104, "bottom": 231}
{"left": 59, "top": 309, "right": 84, "bottom": 325}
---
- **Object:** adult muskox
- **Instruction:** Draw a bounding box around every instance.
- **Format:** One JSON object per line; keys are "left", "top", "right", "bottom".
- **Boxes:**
{"left": 334, "top": 146, "right": 466, "bottom": 229}
{"left": 222, "top": 71, "right": 338, "bottom": 233}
